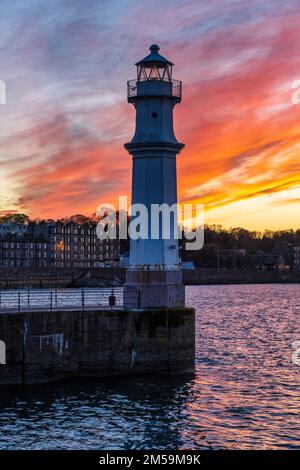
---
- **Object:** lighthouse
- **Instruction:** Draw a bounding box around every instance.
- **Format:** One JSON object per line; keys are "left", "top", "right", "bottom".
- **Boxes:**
{"left": 124, "top": 45, "right": 185, "bottom": 309}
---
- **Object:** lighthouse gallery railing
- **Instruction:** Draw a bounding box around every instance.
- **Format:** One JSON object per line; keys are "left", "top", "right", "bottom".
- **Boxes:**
{"left": 127, "top": 79, "right": 182, "bottom": 100}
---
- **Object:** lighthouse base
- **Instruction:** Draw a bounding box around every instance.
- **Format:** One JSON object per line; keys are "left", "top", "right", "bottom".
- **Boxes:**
{"left": 124, "top": 269, "right": 185, "bottom": 309}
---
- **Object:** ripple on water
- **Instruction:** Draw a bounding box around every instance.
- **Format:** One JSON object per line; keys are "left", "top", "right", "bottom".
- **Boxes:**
{"left": 0, "top": 284, "right": 299, "bottom": 449}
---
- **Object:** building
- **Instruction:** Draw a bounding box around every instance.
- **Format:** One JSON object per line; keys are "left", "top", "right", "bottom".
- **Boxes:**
{"left": 0, "top": 216, "right": 120, "bottom": 268}
{"left": 32, "top": 216, "right": 120, "bottom": 268}
{"left": 0, "top": 223, "right": 28, "bottom": 238}
{"left": 217, "top": 248, "right": 247, "bottom": 271}
{"left": 0, "top": 235, "right": 48, "bottom": 267}
{"left": 294, "top": 246, "right": 300, "bottom": 272}
{"left": 44, "top": 217, "right": 119, "bottom": 268}
{"left": 255, "top": 252, "right": 283, "bottom": 271}
{"left": 124, "top": 45, "right": 185, "bottom": 308}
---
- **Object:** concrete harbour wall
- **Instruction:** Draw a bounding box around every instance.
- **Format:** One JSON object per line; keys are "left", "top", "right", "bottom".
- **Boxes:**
{"left": 1, "top": 267, "right": 299, "bottom": 289}
{"left": 184, "top": 269, "right": 300, "bottom": 284}
{"left": 0, "top": 307, "right": 195, "bottom": 385}
{"left": 0, "top": 267, "right": 126, "bottom": 289}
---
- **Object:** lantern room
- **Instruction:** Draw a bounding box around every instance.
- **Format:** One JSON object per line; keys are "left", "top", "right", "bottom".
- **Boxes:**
{"left": 127, "top": 44, "right": 182, "bottom": 103}
{"left": 135, "top": 44, "right": 173, "bottom": 82}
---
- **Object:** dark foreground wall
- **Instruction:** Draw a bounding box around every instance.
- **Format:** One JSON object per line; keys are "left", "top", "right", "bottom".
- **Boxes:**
{"left": 0, "top": 308, "right": 195, "bottom": 385}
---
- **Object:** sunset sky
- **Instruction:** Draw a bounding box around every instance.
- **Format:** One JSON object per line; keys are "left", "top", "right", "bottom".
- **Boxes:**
{"left": 0, "top": 0, "right": 300, "bottom": 230}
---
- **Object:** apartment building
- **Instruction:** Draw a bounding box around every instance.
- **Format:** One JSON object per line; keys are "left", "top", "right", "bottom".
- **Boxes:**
{"left": 0, "top": 216, "right": 120, "bottom": 268}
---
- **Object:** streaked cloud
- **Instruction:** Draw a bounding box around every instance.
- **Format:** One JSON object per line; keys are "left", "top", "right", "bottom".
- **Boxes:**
{"left": 0, "top": 0, "right": 299, "bottom": 229}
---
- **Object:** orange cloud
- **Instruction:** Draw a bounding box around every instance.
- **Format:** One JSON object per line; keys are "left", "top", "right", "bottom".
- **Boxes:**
{"left": 0, "top": 1, "right": 300, "bottom": 230}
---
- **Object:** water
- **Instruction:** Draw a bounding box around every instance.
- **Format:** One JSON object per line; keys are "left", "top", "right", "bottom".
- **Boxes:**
{"left": 0, "top": 284, "right": 299, "bottom": 449}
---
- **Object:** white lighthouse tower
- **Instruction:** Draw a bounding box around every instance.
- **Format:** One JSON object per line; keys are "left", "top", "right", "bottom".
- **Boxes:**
{"left": 124, "top": 44, "right": 185, "bottom": 309}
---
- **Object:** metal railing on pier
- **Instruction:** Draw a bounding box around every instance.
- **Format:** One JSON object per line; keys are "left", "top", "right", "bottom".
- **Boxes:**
{"left": 0, "top": 288, "right": 124, "bottom": 313}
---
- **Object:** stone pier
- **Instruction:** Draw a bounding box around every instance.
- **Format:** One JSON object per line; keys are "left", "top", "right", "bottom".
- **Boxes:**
{"left": 0, "top": 307, "right": 195, "bottom": 385}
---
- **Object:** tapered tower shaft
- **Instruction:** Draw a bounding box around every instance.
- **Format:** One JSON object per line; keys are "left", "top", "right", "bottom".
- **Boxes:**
{"left": 124, "top": 45, "right": 185, "bottom": 309}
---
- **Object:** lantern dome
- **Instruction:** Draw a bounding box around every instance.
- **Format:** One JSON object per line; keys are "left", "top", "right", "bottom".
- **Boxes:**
{"left": 135, "top": 44, "right": 173, "bottom": 82}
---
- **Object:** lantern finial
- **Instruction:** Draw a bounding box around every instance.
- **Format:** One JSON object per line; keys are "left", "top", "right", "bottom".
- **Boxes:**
{"left": 150, "top": 44, "right": 160, "bottom": 53}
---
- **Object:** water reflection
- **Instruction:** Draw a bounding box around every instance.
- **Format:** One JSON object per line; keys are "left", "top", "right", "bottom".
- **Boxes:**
{"left": 185, "top": 284, "right": 300, "bottom": 449}
{"left": 0, "top": 285, "right": 299, "bottom": 449}
{"left": 0, "top": 374, "right": 203, "bottom": 450}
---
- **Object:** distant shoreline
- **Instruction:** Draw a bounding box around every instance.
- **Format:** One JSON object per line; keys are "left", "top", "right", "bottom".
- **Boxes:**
{"left": 183, "top": 269, "right": 300, "bottom": 286}
{"left": 0, "top": 266, "right": 299, "bottom": 289}
{"left": 185, "top": 280, "right": 300, "bottom": 285}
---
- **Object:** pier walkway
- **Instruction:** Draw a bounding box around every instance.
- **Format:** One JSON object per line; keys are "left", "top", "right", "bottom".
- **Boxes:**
{"left": 0, "top": 288, "right": 124, "bottom": 313}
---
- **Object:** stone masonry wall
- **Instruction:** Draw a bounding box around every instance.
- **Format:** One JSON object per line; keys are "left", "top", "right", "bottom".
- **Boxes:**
{"left": 0, "top": 308, "right": 195, "bottom": 385}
